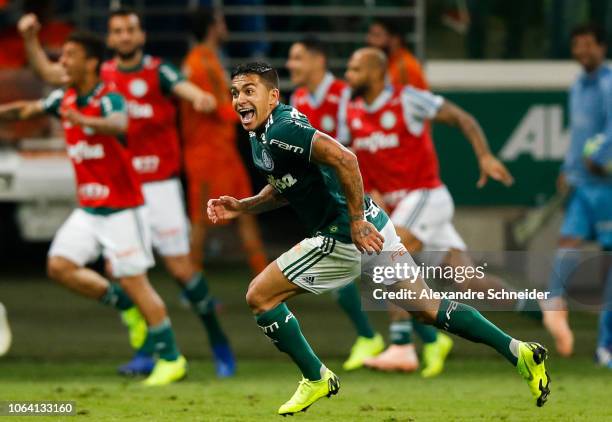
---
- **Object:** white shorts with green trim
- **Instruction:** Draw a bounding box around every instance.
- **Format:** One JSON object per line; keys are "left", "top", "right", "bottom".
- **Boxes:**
{"left": 48, "top": 207, "right": 155, "bottom": 278}
{"left": 142, "top": 178, "right": 190, "bottom": 257}
{"left": 389, "top": 185, "right": 466, "bottom": 252}
{"left": 277, "top": 220, "right": 415, "bottom": 294}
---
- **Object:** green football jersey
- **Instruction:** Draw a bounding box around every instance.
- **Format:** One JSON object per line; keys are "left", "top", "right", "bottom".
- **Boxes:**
{"left": 248, "top": 103, "right": 388, "bottom": 243}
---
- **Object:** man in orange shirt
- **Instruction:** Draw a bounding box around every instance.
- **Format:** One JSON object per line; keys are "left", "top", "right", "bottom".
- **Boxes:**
{"left": 366, "top": 18, "right": 428, "bottom": 90}
{"left": 181, "top": 8, "right": 267, "bottom": 276}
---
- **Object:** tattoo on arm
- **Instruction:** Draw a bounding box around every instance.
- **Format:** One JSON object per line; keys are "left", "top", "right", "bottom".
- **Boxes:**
{"left": 311, "top": 132, "right": 365, "bottom": 222}
{"left": 241, "top": 184, "right": 288, "bottom": 214}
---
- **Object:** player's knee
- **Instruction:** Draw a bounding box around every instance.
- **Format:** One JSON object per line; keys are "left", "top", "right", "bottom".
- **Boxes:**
{"left": 245, "top": 280, "right": 267, "bottom": 313}
{"left": 46, "top": 256, "right": 74, "bottom": 282}
{"left": 167, "top": 261, "right": 194, "bottom": 284}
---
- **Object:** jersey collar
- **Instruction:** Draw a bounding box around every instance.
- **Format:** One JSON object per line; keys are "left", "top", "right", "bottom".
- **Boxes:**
{"left": 307, "top": 72, "right": 335, "bottom": 109}
{"left": 116, "top": 54, "right": 150, "bottom": 73}
{"left": 362, "top": 85, "right": 394, "bottom": 113}
{"left": 76, "top": 82, "right": 104, "bottom": 107}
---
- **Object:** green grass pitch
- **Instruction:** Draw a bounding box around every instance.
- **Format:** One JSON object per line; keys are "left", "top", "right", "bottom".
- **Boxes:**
{"left": 1, "top": 265, "right": 611, "bottom": 421}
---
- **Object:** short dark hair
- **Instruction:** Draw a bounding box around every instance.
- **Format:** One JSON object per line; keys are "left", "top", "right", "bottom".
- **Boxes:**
{"left": 296, "top": 36, "right": 327, "bottom": 60}
{"left": 67, "top": 31, "right": 106, "bottom": 71}
{"left": 191, "top": 7, "right": 217, "bottom": 41}
{"left": 231, "top": 62, "right": 279, "bottom": 89}
{"left": 108, "top": 7, "right": 144, "bottom": 29}
{"left": 571, "top": 23, "right": 607, "bottom": 45}
{"left": 371, "top": 17, "right": 404, "bottom": 38}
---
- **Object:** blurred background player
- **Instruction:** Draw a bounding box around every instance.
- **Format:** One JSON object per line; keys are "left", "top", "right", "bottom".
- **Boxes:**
{"left": 286, "top": 37, "right": 385, "bottom": 371}
{"left": 0, "top": 31, "right": 186, "bottom": 386}
{"left": 18, "top": 9, "right": 236, "bottom": 377}
{"left": 366, "top": 17, "right": 427, "bottom": 89}
{"left": 543, "top": 23, "right": 612, "bottom": 366}
{"left": 181, "top": 8, "right": 268, "bottom": 278}
{"left": 339, "top": 48, "right": 547, "bottom": 376}
{"left": 0, "top": 302, "right": 11, "bottom": 356}
{"left": 366, "top": 19, "right": 455, "bottom": 373}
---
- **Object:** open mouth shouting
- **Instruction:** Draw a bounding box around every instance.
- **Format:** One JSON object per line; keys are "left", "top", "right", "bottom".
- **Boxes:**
{"left": 238, "top": 107, "right": 256, "bottom": 126}
{"left": 238, "top": 107, "right": 255, "bottom": 126}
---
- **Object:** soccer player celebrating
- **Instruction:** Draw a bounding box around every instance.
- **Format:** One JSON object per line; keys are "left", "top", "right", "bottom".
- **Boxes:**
{"left": 208, "top": 61, "right": 551, "bottom": 415}
{"left": 543, "top": 24, "right": 612, "bottom": 363}
{"left": 286, "top": 37, "right": 385, "bottom": 371}
{"left": 0, "top": 32, "right": 186, "bottom": 385}
{"left": 18, "top": 10, "right": 235, "bottom": 377}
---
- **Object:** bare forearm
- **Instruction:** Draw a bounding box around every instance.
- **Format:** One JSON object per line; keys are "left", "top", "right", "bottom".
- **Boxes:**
{"left": 336, "top": 154, "right": 366, "bottom": 222}
{"left": 23, "top": 36, "right": 65, "bottom": 85}
{"left": 436, "top": 101, "right": 491, "bottom": 160}
{"left": 239, "top": 184, "right": 288, "bottom": 214}
{"left": 173, "top": 81, "right": 202, "bottom": 102}
{"left": 79, "top": 115, "right": 127, "bottom": 136}
{"left": 311, "top": 131, "right": 365, "bottom": 221}
{"left": 0, "top": 101, "right": 42, "bottom": 120}
{"left": 458, "top": 112, "right": 491, "bottom": 159}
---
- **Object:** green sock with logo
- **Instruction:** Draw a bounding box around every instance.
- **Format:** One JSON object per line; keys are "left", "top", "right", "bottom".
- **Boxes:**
{"left": 390, "top": 319, "right": 413, "bottom": 345}
{"left": 435, "top": 299, "right": 518, "bottom": 365}
{"left": 99, "top": 283, "right": 133, "bottom": 310}
{"left": 146, "top": 318, "right": 180, "bottom": 361}
{"left": 255, "top": 303, "right": 323, "bottom": 381}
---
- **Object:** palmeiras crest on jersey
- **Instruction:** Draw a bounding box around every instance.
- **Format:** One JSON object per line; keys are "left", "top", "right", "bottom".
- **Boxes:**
{"left": 320, "top": 114, "right": 335, "bottom": 133}
{"left": 380, "top": 111, "right": 397, "bottom": 129}
{"left": 261, "top": 149, "right": 274, "bottom": 170}
{"left": 129, "top": 79, "right": 149, "bottom": 98}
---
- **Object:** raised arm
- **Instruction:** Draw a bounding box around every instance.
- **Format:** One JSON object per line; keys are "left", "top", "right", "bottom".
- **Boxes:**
{"left": 207, "top": 184, "right": 288, "bottom": 223}
{"left": 310, "top": 131, "right": 384, "bottom": 254}
{"left": 18, "top": 14, "right": 67, "bottom": 86}
{"left": 434, "top": 100, "right": 514, "bottom": 187}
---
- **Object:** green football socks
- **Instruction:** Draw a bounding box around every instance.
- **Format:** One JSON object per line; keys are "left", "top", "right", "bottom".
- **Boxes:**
{"left": 435, "top": 299, "right": 518, "bottom": 365}
{"left": 183, "top": 272, "right": 229, "bottom": 346}
{"left": 256, "top": 303, "right": 323, "bottom": 381}
{"left": 335, "top": 282, "right": 376, "bottom": 339}
{"left": 99, "top": 283, "right": 133, "bottom": 311}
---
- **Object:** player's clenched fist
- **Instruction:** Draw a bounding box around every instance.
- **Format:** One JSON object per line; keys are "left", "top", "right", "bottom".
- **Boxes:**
{"left": 207, "top": 196, "right": 243, "bottom": 223}
{"left": 351, "top": 220, "right": 384, "bottom": 255}
{"left": 17, "top": 13, "right": 40, "bottom": 39}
